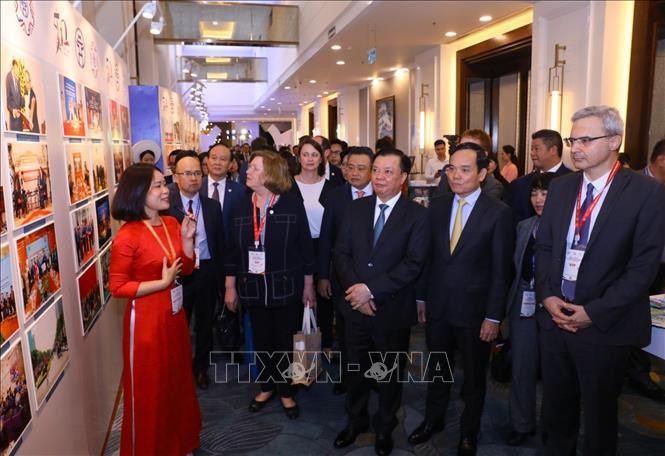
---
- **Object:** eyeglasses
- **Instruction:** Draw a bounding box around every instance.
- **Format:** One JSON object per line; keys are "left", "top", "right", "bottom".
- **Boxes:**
{"left": 176, "top": 171, "right": 203, "bottom": 177}
{"left": 564, "top": 135, "right": 613, "bottom": 147}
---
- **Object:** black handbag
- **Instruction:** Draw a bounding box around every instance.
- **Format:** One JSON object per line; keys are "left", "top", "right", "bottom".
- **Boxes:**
{"left": 490, "top": 334, "right": 512, "bottom": 383}
{"left": 213, "top": 295, "right": 241, "bottom": 351}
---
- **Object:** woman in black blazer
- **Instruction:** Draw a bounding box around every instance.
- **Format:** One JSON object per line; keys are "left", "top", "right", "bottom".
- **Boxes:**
{"left": 225, "top": 150, "right": 315, "bottom": 419}
{"left": 292, "top": 139, "right": 336, "bottom": 353}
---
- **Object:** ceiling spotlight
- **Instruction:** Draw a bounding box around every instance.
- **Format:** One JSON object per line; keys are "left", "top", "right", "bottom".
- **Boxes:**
{"left": 150, "top": 16, "right": 164, "bottom": 35}
{"left": 336, "top": 60, "right": 345, "bottom": 65}
{"left": 142, "top": 1, "right": 158, "bottom": 19}
{"left": 317, "top": 94, "right": 322, "bottom": 98}
{"left": 284, "top": 86, "right": 291, "bottom": 90}
{"left": 269, "top": 97, "right": 275, "bottom": 101}
{"left": 479, "top": 15, "right": 492, "bottom": 22}
{"left": 260, "top": 105, "right": 266, "bottom": 108}
{"left": 212, "top": 21, "right": 219, "bottom": 25}
{"left": 445, "top": 31, "right": 457, "bottom": 37}
{"left": 277, "top": 102, "right": 282, "bottom": 105}
{"left": 191, "top": 72, "right": 198, "bottom": 78}
{"left": 183, "top": 67, "right": 190, "bottom": 73}
{"left": 309, "top": 79, "right": 317, "bottom": 84}
{"left": 331, "top": 44, "right": 342, "bottom": 51}
{"left": 323, "top": 91, "right": 329, "bottom": 95}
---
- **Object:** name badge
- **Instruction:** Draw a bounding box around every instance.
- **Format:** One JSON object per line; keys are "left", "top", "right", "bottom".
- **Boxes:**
{"left": 562, "top": 248, "right": 585, "bottom": 282}
{"left": 194, "top": 247, "right": 200, "bottom": 269}
{"left": 520, "top": 290, "right": 536, "bottom": 318}
{"left": 248, "top": 247, "right": 266, "bottom": 274}
{"left": 171, "top": 284, "right": 183, "bottom": 314}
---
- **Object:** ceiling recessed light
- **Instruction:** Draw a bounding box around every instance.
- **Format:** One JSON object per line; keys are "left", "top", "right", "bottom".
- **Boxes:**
{"left": 191, "top": 72, "right": 198, "bottom": 78}
{"left": 269, "top": 97, "right": 275, "bottom": 101}
{"left": 309, "top": 79, "right": 317, "bottom": 84}
{"left": 317, "top": 94, "right": 322, "bottom": 98}
{"left": 479, "top": 15, "right": 492, "bottom": 22}
{"left": 331, "top": 44, "right": 342, "bottom": 51}
{"left": 284, "top": 86, "right": 291, "bottom": 90}
{"left": 336, "top": 60, "right": 345, "bottom": 65}
{"left": 445, "top": 31, "right": 457, "bottom": 37}
{"left": 267, "top": 108, "right": 272, "bottom": 111}
{"left": 260, "top": 105, "right": 266, "bottom": 108}
{"left": 183, "top": 68, "right": 190, "bottom": 73}
{"left": 277, "top": 102, "right": 282, "bottom": 105}
{"left": 323, "top": 91, "right": 329, "bottom": 95}
{"left": 212, "top": 21, "right": 219, "bottom": 25}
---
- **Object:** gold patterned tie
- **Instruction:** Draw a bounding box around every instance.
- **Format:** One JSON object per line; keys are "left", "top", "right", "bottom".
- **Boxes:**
{"left": 450, "top": 198, "right": 467, "bottom": 253}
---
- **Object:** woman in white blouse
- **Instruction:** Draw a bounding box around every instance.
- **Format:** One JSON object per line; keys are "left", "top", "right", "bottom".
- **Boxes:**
{"left": 293, "top": 139, "right": 335, "bottom": 353}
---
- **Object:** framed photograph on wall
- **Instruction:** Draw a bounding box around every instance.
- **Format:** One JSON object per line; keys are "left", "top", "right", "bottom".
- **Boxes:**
{"left": 376, "top": 95, "right": 395, "bottom": 143}
{"left": 84, "top": 87, "right": 103, "bottom": 139}
{"left": 26, "top": 298, "right": 70, "bottom": 409}
{"left": 78, "top": 261, "right": 102, "bottom": 335}
{"left": 1, "top": 243, "right": 19, "bottom": 347}
{"left": 58, "top": 74, "right": 86, "bottom": 137}
{"left": 15, "top": 222, "right": 60, "bottom": 321}
{"left": 64, "top": 143, "right": 93, "bottom": 205}
{"left": 0, "top": 339, "right": 32, "bottom": 455}
{"left": 112, "top": 144, "right": 124, "bottom": 184}
{"left": 7, "top": 142, "right": 53, "bottom": 229}
{"left": 1, "top": 43, "right": 47, "bottom": 135}
{"left": 91, "top": 142, "right": 108, "bottom": 194}
{"left": 1, "top": 185, "right": 6, "bottom": 235}
{"left": 94, "top": 195, "right": 111, "bottom": 249}
{"left": 71, "top": 204, "right": 96, "bottom": 271}
{"left": 98, "top": 245, "right": 111, "bottom": 304}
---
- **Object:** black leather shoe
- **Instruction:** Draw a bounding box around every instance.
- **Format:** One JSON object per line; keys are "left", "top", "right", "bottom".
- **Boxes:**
{"left": 507, "top": 429, "right": 535, "bottom": 446}
{"left": 334, "top": 425, "right": 369, "bottom": 449}
{"left": 375, "top": 433, "right": 393, "bottom": 456}
{"left": 632, "top": 378, "right": 665, "bottom": 402}
{"left": 248, "top": 393, "right": 274, "bottom": 412}
{"left": 332, "top": 382, "right": 347, "bottom": 395}
{"left": 408, "top": 421, "right": 444, "bottom": 445}
{"left": 282, "top": 403, "right": 299, "bottom": 420}
{"left": 196, "top": 372, "right": 210, "bottom": 389}
{"left": 458, "top": 434, "right": 478, "bottom": 455}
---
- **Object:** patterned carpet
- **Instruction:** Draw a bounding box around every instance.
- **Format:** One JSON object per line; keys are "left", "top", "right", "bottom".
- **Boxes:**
{"left": 104, "top": 325, "right": 665, "bottom": 455}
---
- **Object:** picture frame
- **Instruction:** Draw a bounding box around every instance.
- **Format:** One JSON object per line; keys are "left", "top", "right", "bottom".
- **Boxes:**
{"left": 0, "top": 339, "right": 33, "bottom": 454}
{"left": 376, "top": 95, "right": 395, "bottom": 143}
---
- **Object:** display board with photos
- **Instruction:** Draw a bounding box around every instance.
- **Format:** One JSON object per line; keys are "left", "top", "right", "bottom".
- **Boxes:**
{"left": 0, "top": 0, "right": 131, "bottom": 445}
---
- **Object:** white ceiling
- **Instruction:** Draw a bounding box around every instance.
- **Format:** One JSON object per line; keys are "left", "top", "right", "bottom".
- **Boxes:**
{"left": 179, "top": 1, "right": 531, "bottom": 120}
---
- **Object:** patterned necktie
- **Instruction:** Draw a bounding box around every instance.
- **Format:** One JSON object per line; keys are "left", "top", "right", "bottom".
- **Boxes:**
{"left": 450, "top": 198, "right": 467, "bottom": 253}
{"left": 212, "top": 182, "right": 220, "bottom": 202}
{"left": 561, "top": 183, "right": 595, "bottom": 300}
{"left": 355, "top": 190, "right": 365, "bottom": 199}
{"left": 373, "top": 204, "right": 388, "bottom": 247}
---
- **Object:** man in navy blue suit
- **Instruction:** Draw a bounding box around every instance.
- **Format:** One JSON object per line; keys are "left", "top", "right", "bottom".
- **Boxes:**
{"left": 535, "top": 106, "right": 665, "bottom": 454}
{"left": 318, "top": 146, "right": 374, "bottom": 395}
{"left": 165, "top": 150, "right": 226, "bottom": 389}
{"left": 505, "top": 129, "right": 572, "bottom": 222}
{"left": 199, "top": 142, "right": 246, "bottom": 244}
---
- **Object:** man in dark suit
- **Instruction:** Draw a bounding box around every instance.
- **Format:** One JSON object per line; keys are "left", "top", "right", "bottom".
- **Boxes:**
{"left": 333, "top": 149, "right": 429, "bottom": 456}
{"left": 5, "top": 60, "right": 23, "bottom": 131}
{"left": 165, "top": 150, "right": 225, "bottom": 389}
{"left": 409, "top": 142, "right": 514, "bottom": 454}
{"left": 535, "top": 106, "right": 665, "bottom": 455}
{"left": 199, "top": 142, "right": 246, "bottom": 244}
{"left": 314, "top": 135, "right": 346, "bottom": 187}
{"left": 505, "top": 129, "right": 572, "bottom": 222}
{"left": 318, "top": 146, "right": 374, "bottom": 395}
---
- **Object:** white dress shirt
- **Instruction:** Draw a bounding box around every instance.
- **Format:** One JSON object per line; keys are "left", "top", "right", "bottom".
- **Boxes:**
{"left": 352, "top": 182, "right": 373, "bottom": 200}
{"left": 296, "top": 179, "right": 326, "bottom": 238}
{"left": 207, "top": 177, "right": 227, "bottom": 211}
{"left": 179, "top": 192, "right": 210, "bottom": 260}
{"left": 425, "top": 157, "right": 449, "bottom": 183}
{"left": 374, "top": 192, "right": 401, "bottom": 226}
{"left": 448, "top": 187, "right": 482, "bottom": 239}
{"left": 545, "top": 161, "right": 564, "bottom": 173}
{"left": 565, "top": 168, "right": 613, "bottom": 249}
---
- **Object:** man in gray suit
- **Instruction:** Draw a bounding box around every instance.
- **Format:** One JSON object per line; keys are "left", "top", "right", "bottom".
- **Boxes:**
{"left": 5, "top": 60, "right": 23, "bottom": 131}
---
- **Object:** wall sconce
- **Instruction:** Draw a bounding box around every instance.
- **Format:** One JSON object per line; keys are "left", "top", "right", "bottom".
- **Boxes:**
{"left": 548, "top": 44, "right": 566, "bottom": 131}
{"left": 419, "top": 83, "right": 429, "bottom": 150}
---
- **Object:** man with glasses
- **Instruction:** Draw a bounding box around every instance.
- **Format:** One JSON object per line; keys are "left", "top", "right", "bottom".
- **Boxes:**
{"left": 164, "top": 150, "right": 225, "bottom": 389}
{"left": 535, "top": 106, "right": 665, "bottom": 454}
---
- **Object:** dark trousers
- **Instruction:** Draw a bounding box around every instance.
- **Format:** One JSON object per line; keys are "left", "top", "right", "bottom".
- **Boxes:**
{"left": 344, "top": 316, "right": 410, "bottom": 434}
{"left": 183, "top": 259, "right": 217, "bottom": 373}
{"left": 424, "top": 320, "right": 491, "bottom": 436}
{"left": 312, "top": 238, "right": 334, "bottom": 348}
{"left": 540, "top": 327, "right": 630, "bottom": 456}
{"left": 249, "top": 303, "right": 302, "bottom": 398}
{"left": 334, "top": 298, "right": 347, "bottom": 382}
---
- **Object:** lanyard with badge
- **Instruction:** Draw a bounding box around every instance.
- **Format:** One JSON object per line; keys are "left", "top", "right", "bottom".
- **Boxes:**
{"left": 562, "top": 160, "right": 621, "bottom": 284}
{"left": 248, "top": 193, "right": 276, "bottom": 274}
{"left": 143, "top": 218, "right": 183, "bottom": 314}
{"left": 521, "top": 223, "right": 539, "bottom": 318}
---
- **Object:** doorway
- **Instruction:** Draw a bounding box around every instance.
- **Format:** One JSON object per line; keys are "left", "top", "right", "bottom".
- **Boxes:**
{"left": 457, "top": 25, "right": 532, "bottom": 174}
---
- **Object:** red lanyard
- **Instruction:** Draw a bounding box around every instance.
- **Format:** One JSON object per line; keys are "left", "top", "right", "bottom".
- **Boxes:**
{"left": 143, "top": 218, "right": 176, "bottom": 263}
{"left": 574, "top": 160, "right": 621, "bottom": 239}
{"left": 252, "top": 193, "right": 276, "bottom": 248}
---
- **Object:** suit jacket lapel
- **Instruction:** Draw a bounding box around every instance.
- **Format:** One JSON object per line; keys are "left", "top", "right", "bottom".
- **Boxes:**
{"left": 586, "top": 168, "right": 629, "bottom": 250}
{"left": 169, "top": 189, "right": 185, "bottom": 222}
{"left": 372, "top": 195, "right": 406, "bottom": 254}
{"left": 451, "top": 193, "right": 486, "bottom": 257}
{"left": 441, "top": 196, "right": 453, "bottom": 259}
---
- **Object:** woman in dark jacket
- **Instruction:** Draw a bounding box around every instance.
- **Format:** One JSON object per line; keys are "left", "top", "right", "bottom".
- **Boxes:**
{"left": 224, "top": 150, "right": 315, "bottom": 419}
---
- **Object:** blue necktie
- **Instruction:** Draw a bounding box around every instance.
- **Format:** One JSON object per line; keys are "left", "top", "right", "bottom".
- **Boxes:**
{"left": 373, "top": 204, "right": 388, "bottom": 247}
{"left": 561, "top": 183, "right": 595, "bottom": 300}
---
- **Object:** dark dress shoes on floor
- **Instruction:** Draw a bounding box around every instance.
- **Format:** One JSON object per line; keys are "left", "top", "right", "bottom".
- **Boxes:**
{"left": 407, "top": 421, "right": 444, "bottom": 445}
{"left": 507, "top": 429, "right": 535, "bottom": 446}
{"left": 282, "top": 403, "right": 299, "bottom": 420}
{"left": 333, "top": 425, "right": 369, "bottom": 449}
{"left": 375, "top": 433, "right": 393, "bottom": 456}
{"left": 458, "top": 433, "right": 478, "bottom": 455}
{"left": 248, "top": 393, "right": 274, "bottom": 412}
{"left": 196, "top": 372, "right": 210, "bottom": 390}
